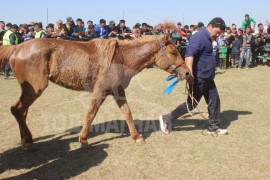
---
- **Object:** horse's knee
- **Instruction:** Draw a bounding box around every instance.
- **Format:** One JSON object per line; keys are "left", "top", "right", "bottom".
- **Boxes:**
{"left": 10, "top": 106, "right": 19, "bottom": 117}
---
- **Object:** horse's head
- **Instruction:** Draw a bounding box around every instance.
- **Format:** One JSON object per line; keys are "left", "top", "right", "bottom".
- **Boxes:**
{"left": 154, "top": 33, "right": 190, "bottom": 81}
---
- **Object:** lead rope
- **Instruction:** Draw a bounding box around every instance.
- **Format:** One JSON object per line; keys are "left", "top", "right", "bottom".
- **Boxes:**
{"left": 184, "top": 82, "right": 218, "bottom": 137}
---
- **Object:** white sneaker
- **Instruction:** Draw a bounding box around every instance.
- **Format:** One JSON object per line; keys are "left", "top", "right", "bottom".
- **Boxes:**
{"left": 207, "top": 129, "right": 228, "bottom": 135}
{"left": 159, "top": 115, "right": 169, "bottom": 134}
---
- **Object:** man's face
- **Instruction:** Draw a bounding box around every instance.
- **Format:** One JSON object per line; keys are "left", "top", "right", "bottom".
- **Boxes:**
{"left": 34, "top": 25, "right": 39, "bottom": 31}
{"left": 47, "top": 27, "right": 54, "bottom": 33}
{"left": 190, "top": 27, "right": 194, "bottom": 31}
{"left": 100, "top": 22, "right": 105, "bottom": 28}
{"left": 245, "top": 16, "right": 249, "bottom": 21}
{"left": 0, "top": 22, "right": 4, "bottom": 30}
{"left": 89, "top": 27, "right": 95, "bottom": 32}
{"left": 259, "top": 25, "right": 264, "bottom": 30}
{"left": 120, "top": 22, "right": 125, "bottom": 28}
{"left": 77, "top": 21, "right": 83, "bottom": 27}
{"left": 58, "top": 22, "right": 63, "bottom": 28}
{"left": 246, "top": 28, "right": 251, "bottom": 34}
{"left": 177, "top": 24, "right": 181, "bottom": 29}
{"left": 28, "top": 25, "right": 33, "bottom": 30}
{"left": 68, "top": 21, "right": 73, "bottom": 25}
{"left": 87, "top": 22, "right": 92, "bottom": 26}
{"left": 238, "top": 30, "right": 243, "bottom": 35}
{"left": 11, "top": 28, "right": 17, "bottom": 33}
{"left": 209, "top": 27, "right": 222, "bottom": 38}
{"left": 109, "top": 23, "right": 115, "bottom": 29}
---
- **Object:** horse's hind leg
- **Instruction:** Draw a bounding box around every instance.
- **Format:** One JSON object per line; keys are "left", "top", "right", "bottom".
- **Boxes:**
{"left": 11, "top": 81, "right": 48, "bottom": 149}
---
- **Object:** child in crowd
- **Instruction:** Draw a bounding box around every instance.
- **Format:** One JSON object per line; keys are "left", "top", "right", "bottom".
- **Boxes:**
{"left": 219, "top": 40, "right": 227, "bottom": 69}
{"left": 231, "top": 35, "right": 241, "bottom": 68}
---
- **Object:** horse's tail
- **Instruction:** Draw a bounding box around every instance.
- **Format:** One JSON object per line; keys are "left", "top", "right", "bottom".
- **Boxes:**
{"left": 0, "top": 45, "right": 18, "bottom": 71}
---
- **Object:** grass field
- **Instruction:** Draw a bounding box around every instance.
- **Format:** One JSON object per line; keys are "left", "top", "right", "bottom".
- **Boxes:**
{"left": 0, "top": 66, "right": 270, "bottom": 179}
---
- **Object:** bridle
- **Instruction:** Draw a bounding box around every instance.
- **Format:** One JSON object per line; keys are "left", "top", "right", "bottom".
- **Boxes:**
{"left": 159, "top": 40, "right": 186, "bottom": 72}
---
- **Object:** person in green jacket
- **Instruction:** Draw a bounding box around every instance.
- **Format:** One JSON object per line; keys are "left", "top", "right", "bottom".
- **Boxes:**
{"left": 219, "top": 40, "right": 227, "bottom": 69}
{"left": 242, "top": 14, "right": 256, "bottom": 32}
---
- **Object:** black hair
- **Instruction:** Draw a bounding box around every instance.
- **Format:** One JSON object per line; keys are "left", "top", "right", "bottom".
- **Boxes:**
{"left": 87, "top": 20, "right": 93, "bottom": 24}
{"left": 0, "top": 21, "right": 5, "bottom": 26}
{"left": 76, "top": 18, "right": 83, "bottom": 22}
{"left": 190, "top": 25, "right": 194, "bottom": 28}
{"left": 258, "top": 23, "right": 263, "bottom": 27}
{"left": 208, "top": 17, "right": 226, "bottom": 31}
{"left": 34, "top": 23, "right": 42, "bottom": 29}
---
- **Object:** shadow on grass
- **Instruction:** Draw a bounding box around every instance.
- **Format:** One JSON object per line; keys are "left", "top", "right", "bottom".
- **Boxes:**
{"left": 0, "top": 110, "right": 251, "bottom": 179}
{"left": 0, "top": 132, "right": 128, "bottom": 179}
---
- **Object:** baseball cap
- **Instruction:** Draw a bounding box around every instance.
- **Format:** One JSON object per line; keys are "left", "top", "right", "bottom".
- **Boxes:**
{"left": 66, "top": 17, "right": 73, "bottom": 22}
{"left": 6, "top": 23, "right": 12, "bottom": 27}
{"left": 11, "top": 24, "right": 19, "bottom": 29}
{"left": 28, "top": 21, "right": 34, "bottom": 26}
{"left": 135, "top": 23, "right": 141, "bottom": 27}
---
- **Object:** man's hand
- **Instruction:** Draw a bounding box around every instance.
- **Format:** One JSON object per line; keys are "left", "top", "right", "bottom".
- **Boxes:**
{"left": 185, "top": 56, "right": 194, "bottom": 84}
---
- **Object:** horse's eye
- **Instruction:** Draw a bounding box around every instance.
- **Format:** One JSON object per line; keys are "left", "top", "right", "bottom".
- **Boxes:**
{"left": 170, "top": 52, "right": 177, "bottom": 56}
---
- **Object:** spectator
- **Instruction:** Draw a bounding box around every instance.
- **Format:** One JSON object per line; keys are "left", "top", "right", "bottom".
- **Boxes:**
{"left": 192, "top": 22, "right": 204, "bottom": 35}
{"left": 46, "top": 24, "right": 57, "bottom": 38}
{"left": 132, "top": 23, "right": 141, "bottom": 38}
{"left": 189, "top": 25, "right": 195, "bottom": 32}
{"left": 238, "top": 26, "right": 254, "bottom": 69}
{"left": 242, "top": 14, "right": 256, "bottom": 32}
{"left": 85, "top": 25, "right": 97, "bottom": 39}
{"left": 108, "top": 20, "right": 118, "bottom": 38}
{"left": 34, "top": 23, "right": 46, "bottom": 38}
{"left": 0, "top": 21, "right": 6, "bottom": 45}
{"left": 255, "top": 23, "right": 267, "bottom": 37}
{"left": 87, "top": 20, "right": 93, "bottom": 26}
{"left": 141, "top": 23, "right": 149, "bottom": 35}
{"left": 231, "top": 35, "right": 242, "bottom": 68}
{"left": 6, "top": 23, "right": 12, "bottom": 31}
{"left": 219, "top": 40, "right": 227, "bottom": 69}
{"left": 72, "top": 18, "right": 85, "bottom": 40}
{"left": 225, "top": 27, "right": 235, "bottom": 67}
{"left": 231, "top": 23, "right": 237, "bottom": 30}
{"left": 95, "top": 19, "right": 109, "bottom": 38}
{"left": 177, "top": 22, "right": 186, "bottom": 37}
{"left": 20, "top": 24, "right": 31, "bottom": 42}
{"left": 252, "top": 36, "right": 265, "bottom": 65}
{"left": 17, "top": 24, "right": 26, "bottom": 43}
{"left": 54, "top": 20, "right": 67, "bottom": 39}
{"left": 2, "top": 24, "right": 19, "bottom": 78}
{"left": 231, "top": 28, "right": 237, "bottom": 36}
{"left": 27, "top": 21, "right": 35, "bottom": 38}
{"left": 212, "top": 37, "right": 218, "bottom": 62}
{"left": 63, "top": 17, "right": 75, "bottom": 38}
{"left": 267, "top": 23, "right": 270, "bottom": 34}
{"left": 117, "top": 19, "right": 132, "bottom": 38}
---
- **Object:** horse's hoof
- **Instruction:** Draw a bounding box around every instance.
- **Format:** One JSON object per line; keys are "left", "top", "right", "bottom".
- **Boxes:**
{"left": 135, "top": 138, "right": 146, "bottom": 146}
{"left": 22, "top": 143, "right": 36, "bottom": 152}
{"left": 79, "top": 137, "right": 88, "bottom": 148}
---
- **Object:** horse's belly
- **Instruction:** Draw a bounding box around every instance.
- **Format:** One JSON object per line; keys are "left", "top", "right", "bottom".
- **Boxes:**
{"left": 49, "top": 59, "right": 98, "bottom": 91}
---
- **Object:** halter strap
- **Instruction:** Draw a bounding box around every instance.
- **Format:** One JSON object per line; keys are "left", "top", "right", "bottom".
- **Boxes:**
{"left": 159, "top": 40, "right": 185, "bottom": 71}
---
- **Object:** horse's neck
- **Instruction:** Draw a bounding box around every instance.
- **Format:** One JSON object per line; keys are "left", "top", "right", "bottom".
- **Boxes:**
{"left": 120, "top": 41, "right": 158, "bottom": 73}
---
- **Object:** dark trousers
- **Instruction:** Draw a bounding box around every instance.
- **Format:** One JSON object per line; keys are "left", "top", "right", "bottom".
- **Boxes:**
{"left": 163, "top": 78, "right": 221, "bottom": 131}
{"left": 5, "top": 62, "right": 11, "bottom": 77}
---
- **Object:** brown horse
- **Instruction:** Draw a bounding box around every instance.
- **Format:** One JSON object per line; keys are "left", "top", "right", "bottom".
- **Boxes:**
{"left": 0, "top": 33, "right": 190, "bottom": 149}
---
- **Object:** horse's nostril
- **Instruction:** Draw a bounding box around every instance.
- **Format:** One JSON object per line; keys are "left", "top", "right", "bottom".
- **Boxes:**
{"left": 185, "top": 72, "right": 190, "bottom": 77}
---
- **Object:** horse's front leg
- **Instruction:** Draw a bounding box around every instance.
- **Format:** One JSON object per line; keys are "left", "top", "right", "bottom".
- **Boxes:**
{"left": 79, "top": 89, "right": 109, "bottom": 146}
{"left": 113, "top": 86, "right": 145, "bottom": 144}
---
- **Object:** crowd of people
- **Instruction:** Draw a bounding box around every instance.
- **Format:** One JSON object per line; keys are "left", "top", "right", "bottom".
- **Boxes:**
{"left": 0, "top": 14, "right": 270, "bottom": 78}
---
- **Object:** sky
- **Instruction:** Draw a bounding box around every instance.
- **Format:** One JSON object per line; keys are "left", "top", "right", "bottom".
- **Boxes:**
{"left": 0, "top": 0, "right": 269, "bottom": 29}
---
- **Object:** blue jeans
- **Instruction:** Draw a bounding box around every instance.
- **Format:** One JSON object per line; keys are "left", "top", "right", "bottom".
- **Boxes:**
{"left": 162, "top": 78, "right": 221, "bottom": 131}
{"left": 239, "top": 48, "right": 251, "bottom": 68}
